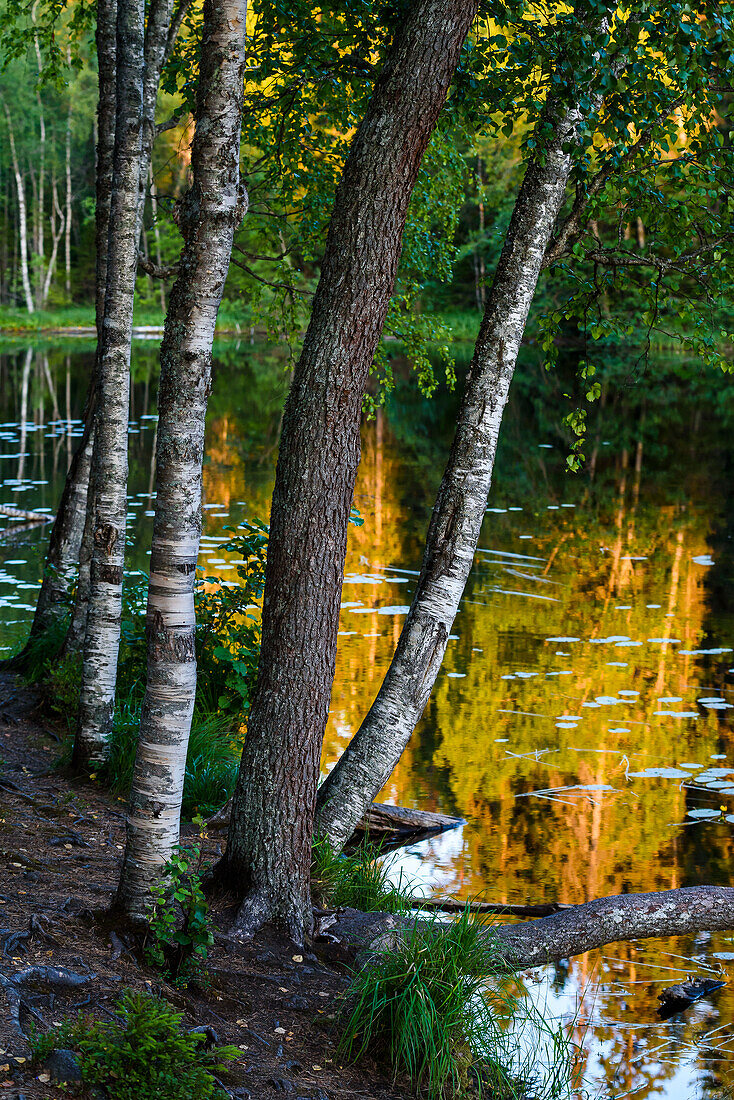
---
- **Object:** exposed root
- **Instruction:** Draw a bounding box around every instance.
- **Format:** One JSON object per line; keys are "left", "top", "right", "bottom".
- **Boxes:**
{"left": 0, "top": 916, "right": 58, "bottom": 957}
{"left": 0, "top": 965, "right": 95, "bottom": 1038}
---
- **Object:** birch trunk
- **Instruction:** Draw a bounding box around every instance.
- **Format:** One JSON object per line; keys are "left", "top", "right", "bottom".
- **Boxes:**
{"left": 316, "top": 101, "right": 582, "bottom": 851}
{"left": 116, "top": 0, "right": 248, "bottom": 920}
{"left": 220, "top": 0, "right": 479, "bottom": 943}
{"left": 15, "top": 0, "right": 117, "bottom": 658}
{"left": 2, "top": 101, "right": 34, "bottom": 315}
{"left": 65, "top": 47, "right": 73, "bottom": 301}
{"left": 32, "top": 7, "right": 46, "bottom": 310}
{"left": 74, "top": 0, "right": 146, "bottom": 766}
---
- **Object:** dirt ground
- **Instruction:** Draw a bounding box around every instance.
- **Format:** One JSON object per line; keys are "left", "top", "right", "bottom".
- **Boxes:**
{"left": 0, "top": 672, "right": 410, "bottom": 1100}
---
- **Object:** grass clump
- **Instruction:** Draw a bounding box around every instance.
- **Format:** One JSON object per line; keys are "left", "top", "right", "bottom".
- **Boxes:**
{"left": 29, "top": 990, "right": 238, "bottom": 1099}
{"left": 312, "top": 837, "right": 412, "bottom": 913}
{"left": 339, "top": 907, "right": 577, "bottom": 1100}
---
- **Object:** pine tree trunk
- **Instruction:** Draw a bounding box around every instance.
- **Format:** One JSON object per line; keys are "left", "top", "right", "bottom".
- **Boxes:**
{"left": 316, "top": 101, "right": 582, "bottom": 850}
{"left": 220, "top": 0, "right": 479, "bottom": 943}
{"left": 74, "top": 0, "right": 146, "bottom": 766}
{"left": 116, "top": 0, "right": 248, "bottom": 920}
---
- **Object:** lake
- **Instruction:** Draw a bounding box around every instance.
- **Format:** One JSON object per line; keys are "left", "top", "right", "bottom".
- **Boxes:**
{"left": 2, "top": 336, "right": 734, "bottom": 1098}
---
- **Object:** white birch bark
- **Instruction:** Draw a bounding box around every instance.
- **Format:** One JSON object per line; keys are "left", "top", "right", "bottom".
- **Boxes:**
{"left": 116, "top": 0, "right": 248, "bottom": 920}
{"left": 65, "top": 46, "right": 73, "bottom": 300}
{"left": 75, "top": 0, "right": 146, "bottom": 766}
{"left": 316, "top": 101, "right": 584, "bottom": 850}
{"left": 2, "top": 101, "right": 34, "bottom": 315}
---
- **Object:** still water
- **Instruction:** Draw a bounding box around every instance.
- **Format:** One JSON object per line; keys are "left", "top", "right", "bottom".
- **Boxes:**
{"left": 2, "top": 338, "right": 734, "bottom": 1098}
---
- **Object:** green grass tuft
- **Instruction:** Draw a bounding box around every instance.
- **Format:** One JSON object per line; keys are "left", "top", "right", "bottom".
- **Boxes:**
{"left": 339, "top": 907, "right": 578, "bottom": 1100}
{"left": 312, "top": 837, "right": 413, "bottom": 913}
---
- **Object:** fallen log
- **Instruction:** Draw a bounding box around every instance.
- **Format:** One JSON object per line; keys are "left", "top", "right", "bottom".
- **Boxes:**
{"left": 348, "top": 802, "right": 464, "bottom": 852}
{"left": 326, "top": 886, "right": 734, "bottom": 971}
{"left": 208, "top": 798, "right": 464, "bottom": 853}
{"left": 0, "top": 505, "right": 53, "bottom": 524}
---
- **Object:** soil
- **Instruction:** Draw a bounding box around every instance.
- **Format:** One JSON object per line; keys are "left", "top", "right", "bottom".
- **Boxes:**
{"left": 0, "top": 672, "right": 410, "bottom": 1100}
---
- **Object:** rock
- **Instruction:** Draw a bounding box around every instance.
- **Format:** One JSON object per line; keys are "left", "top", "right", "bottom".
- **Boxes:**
{"left": 44, "top": 1048, "right": 82, "bottom": 1083}
{"left": 286, "top": 995, "right": 310, "bottom": 1011}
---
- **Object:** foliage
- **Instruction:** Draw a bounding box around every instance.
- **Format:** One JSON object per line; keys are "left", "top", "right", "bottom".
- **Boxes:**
{"left": 144, "top": 828, "right": 214, "bottom": 982}
{"left": 29, "top": 992, "right": 238, "bottom": 1098}
{"left": 32, "top": 991, "right": 238, "bottom": 1100}
{"left": 45, "top": 650, "right": 83, "bottom": 728}
{"left": 312, "top": 837, "right": 413, "bottom": 913}
{"left": 194, "top": 520, "right": 268, "bottom": 719}
{"left": 339, "top": 907, "right": 577, "bottom": 1100}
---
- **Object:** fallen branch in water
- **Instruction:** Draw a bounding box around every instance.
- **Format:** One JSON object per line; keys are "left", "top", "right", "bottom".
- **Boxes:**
{"left": 413, "top": 897, "right": 572, "bottom": 918}
{"left": 0, "top": 505, "right": 53, "bottom": 524}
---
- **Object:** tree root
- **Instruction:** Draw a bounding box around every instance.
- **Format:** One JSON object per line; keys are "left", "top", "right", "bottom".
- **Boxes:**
{"left": 0, "top": 916, "right": 58, "bottom": 957}
{"left": 0, "top": 966, "right": 95, "bottom": 1037}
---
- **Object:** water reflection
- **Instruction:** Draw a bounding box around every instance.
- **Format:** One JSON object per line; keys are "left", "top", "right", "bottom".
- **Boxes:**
{"left": 2, "top": 339, "right": 734, "bottom": 1097}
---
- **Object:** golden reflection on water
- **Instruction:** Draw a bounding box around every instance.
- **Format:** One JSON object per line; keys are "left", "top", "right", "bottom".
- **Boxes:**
{"left": 3, "top": 344, "right": 734, "bottom": 1097}
{"left": 324, "top": 411, "right": 734, "bottom": 1100}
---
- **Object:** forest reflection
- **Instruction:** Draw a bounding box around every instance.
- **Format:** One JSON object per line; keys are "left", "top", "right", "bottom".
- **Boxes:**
{"left": 2, "top": 338, "right": 734, "bottom": 1097}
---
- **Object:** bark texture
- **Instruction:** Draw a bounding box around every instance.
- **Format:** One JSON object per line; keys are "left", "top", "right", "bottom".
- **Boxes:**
{"left": 221, "top": 0, "right": 479, "bottom": 943}
{"left": 75, "top": 0, "right": 145, "bottom": 766}
{"left": 316, "top": 102, "right": 581, "bottom": 850}
{"left": 335, "top": 887, "right": 734, "bottom": 972}
{"left": 116, "top": 0, "right": 248, "bottom": 919}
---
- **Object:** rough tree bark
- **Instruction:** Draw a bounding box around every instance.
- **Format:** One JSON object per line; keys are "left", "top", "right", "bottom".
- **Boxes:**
{"left": 315, "top": 99, "right": 582, "bottom": 849}
{"left": 116, "top": 0, "right": 248, "bottom": 920}
{"left": 74, "top": 0, "right": 146, "bottom": 766}
{"left": 220, "top": 0, "right": 480, "bottom": 944}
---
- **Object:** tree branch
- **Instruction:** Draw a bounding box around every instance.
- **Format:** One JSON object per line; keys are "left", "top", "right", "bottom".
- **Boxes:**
{"left": 541, "top": 93, "right": 686, "bottom": 271}
{"left": 137, "top": 253, "right": 179, "bottom": 279}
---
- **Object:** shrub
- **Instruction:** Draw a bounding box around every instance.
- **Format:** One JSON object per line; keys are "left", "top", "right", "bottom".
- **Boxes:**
{"left": 312, "top": 837, "right": 412, "bottom": 913}
{"left": 29, "top": 992, "right": 238, "bottom": 1099}
{"left": 144, "top": 831, "right": 214, "bottom": 982}
{"left": 84, "top": 992, "right": 236, "bottom": 1099}
{"left": 339, "top": 907, "right": 577, "bottom": 1100}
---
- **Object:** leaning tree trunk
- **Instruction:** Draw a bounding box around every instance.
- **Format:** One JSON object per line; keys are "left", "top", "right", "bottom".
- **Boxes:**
{"left": 74, "top": 0, "right": 146, "bottom": 767}
{"left": 315, "top": 100, "right": 582, "bottom": 851}
{"left": 116, "top": 0, "right": 248, "bottom": 921}
{"left": 334, "top": 886, "right": 734, "bottom": 971}
{"left": 220, "top": 0, "right": 480, "bottom": 944}
{"left": 15, "top": 0, "right": 117, "bottom": 658}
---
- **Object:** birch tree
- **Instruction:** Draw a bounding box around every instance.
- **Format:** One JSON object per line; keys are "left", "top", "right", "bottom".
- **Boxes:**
{"left": 117, "top": 0, "right": 248, "bottom": 920}
{"left": 219, "top": 0, "right": 480, "bottom": 943}
{"left": 316, "top": 0, "right": 734, "bottom": 848}
{"left": 73, "top": 0, "right": 146, "bottom": 765}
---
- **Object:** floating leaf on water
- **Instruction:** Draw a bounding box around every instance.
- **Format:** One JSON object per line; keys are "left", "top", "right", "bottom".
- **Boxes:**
{"left": 686, "top": 808, "right": 721, "bottom": 819}
{"left": 654, "top": 710, "right": 700, "bottom": 718}
{"left": 628, "top": 767, "right": 693, "bottom": 779}
{"left": 692, "top": 555, "right": 715, "bottom": 566}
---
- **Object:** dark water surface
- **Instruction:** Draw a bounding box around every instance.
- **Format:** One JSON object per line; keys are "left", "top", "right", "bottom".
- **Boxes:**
{"left": 3, "top": 338, "right": 734, "bottom": 1098}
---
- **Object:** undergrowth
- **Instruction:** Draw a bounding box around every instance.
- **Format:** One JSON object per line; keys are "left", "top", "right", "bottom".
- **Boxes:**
{"left": 339, "top": 907, "right": 578, "bottom": 1100}
{"left": 312, "top": 837, "right": 413, "bottom": 913}
{"left": 11, "top": 522, "right": 268, "bottom": 819}
{"left": 29, "top": 990, "right": 238, "bottom": 1100}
